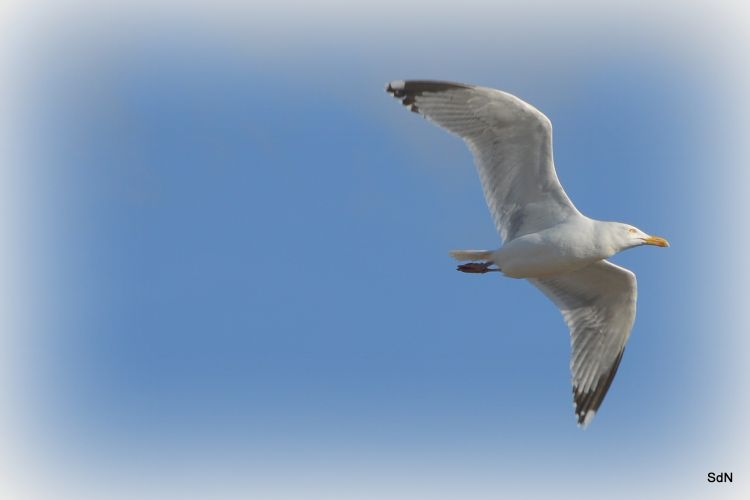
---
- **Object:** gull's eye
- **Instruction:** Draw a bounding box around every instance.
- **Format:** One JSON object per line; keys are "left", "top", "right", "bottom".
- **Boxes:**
{"left": 628, "top": 228, "right": 637, "bottom": 234}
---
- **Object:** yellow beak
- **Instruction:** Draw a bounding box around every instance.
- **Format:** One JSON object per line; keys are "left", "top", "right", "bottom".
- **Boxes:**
{"left": 644, "top": 236, "right": 670, "bottom": 247}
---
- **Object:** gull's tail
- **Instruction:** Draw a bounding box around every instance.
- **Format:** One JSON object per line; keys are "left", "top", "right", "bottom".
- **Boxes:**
{"left": 449, "top": 250, "right": 493, "bottom": 262}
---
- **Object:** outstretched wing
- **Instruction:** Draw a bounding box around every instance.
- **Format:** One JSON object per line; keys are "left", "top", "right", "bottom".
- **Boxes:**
{"left": 530, "top": 260, "right": 637, "bottom": 427}
{"left": 386, "top": 80, "right": 580, "bottom": 242}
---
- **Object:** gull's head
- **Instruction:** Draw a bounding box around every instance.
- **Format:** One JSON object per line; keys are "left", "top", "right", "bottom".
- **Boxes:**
{"left": 612, "top": 223, "right": 670, "bottom": 250}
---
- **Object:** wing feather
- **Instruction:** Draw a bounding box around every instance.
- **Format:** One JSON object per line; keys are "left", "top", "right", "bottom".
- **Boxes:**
{"left": 386, "top": 80, "right": 580, "bottom": 242}
{"left": 530, "top": 260, "right": 637, "bottom": 427}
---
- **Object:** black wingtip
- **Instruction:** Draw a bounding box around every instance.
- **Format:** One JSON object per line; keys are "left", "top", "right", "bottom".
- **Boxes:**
{"left": 574, "top": 349, "right": 625, "bottom": 427}
{"left": 385, "top": 80, "right": 472, "bottom": 113}
{"left": 385, "top": 81, "right": 407, "bottom": 98}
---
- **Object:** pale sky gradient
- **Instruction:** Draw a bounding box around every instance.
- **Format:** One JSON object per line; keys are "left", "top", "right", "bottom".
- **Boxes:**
{"left": 2, "top": 2, "right": 749, "bottom": 499}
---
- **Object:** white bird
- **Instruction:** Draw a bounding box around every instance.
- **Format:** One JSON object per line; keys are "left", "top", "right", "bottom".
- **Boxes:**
{"left": 386, "top": 80, "right": 669, "bottom": 428}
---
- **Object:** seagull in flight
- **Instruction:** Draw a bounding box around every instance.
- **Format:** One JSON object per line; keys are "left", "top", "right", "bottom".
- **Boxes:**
{"left": 386, "top": 80, "right": 669, "bottom": 428}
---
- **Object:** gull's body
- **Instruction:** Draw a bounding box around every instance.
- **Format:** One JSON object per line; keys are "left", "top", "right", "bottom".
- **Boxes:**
{"left": 493, "top": 218, "right": 619, "bottom": 278}
{"left": 386, "top": 80, "right": 669, "bottom": 427}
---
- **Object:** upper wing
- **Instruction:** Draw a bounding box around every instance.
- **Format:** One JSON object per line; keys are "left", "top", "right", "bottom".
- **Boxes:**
{"left": 386, "top": 80, "right": 580, "bottom": 242}
{"left": 529, "top": 260, "right": 637, "bottom": 427}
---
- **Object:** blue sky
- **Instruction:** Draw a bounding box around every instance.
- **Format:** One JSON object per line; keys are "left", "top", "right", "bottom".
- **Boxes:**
{"left": 9, "top": 4, "right": 746, "bottom": 498}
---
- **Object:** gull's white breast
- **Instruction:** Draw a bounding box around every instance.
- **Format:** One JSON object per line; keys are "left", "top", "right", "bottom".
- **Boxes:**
{"left": 493, "top": 218, "right": 611, "bottom": 278}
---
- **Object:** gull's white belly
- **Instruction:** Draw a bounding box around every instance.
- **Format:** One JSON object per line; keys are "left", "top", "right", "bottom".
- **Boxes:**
{"left": 492, "top": 230, "right": 605, "bottom": 278}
